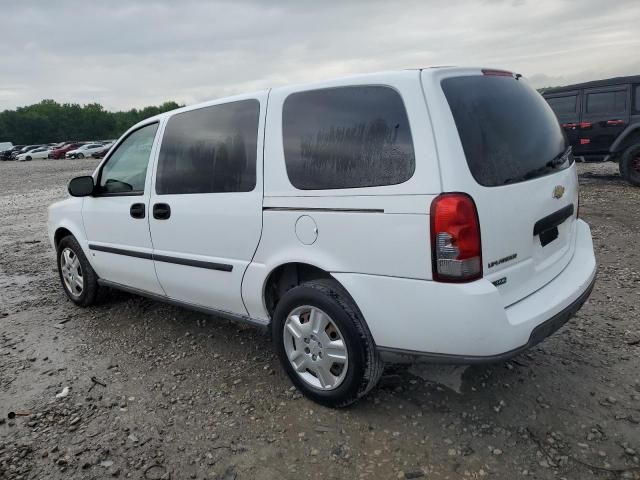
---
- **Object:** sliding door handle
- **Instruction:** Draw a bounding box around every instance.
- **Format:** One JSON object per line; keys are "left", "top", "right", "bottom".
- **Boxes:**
{"left": 153, "top": 203, "right": 171, "bottom": 220}
{"left": 130, "top": 203, "right": 145, "bottom": 219}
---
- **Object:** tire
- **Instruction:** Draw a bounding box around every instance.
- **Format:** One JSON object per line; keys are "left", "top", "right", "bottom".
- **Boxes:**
{"left": 77, "top": 153, "right": 84, "bottom": 159}
{"left": 619, "top": 144, "right": 640, "bottom": 187}
{"left": 25, "top": 156, "right": 31, "bottom": 161}
{"left": 56, "top": 236, "right": 100, "bottom": 307}
{"left": 272, "top": 278, "right": 384, "bottom": 408}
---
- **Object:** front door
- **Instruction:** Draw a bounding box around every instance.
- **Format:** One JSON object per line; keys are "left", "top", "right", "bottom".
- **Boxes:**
{"left": 82, "top": 121, "right": 165, "bottom": 295}
{"left": 148, "top": 95, "right": 266, "bottom": 316}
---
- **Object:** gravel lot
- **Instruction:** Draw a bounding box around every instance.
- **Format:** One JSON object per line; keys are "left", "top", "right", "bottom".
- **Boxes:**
{"left": 1, "top": 159, "right": 639, "bottom": 480}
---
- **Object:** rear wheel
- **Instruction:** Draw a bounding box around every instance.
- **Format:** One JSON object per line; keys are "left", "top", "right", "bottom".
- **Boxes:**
{"left": 57, "top": 236, "right": 100, "bottom": 306}
{"left": 619, "top": 144, "right": 640, "bottom": 187}
{"left": 272, "top": 279, "right": 383, "bottom": 408}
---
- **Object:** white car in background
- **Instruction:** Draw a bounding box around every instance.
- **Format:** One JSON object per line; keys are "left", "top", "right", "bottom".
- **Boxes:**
{"left": 16, "top": 147, "right": 49, "bottom": 161}
{"left": 66, "top": 143, "right": 105, "bottom": 159}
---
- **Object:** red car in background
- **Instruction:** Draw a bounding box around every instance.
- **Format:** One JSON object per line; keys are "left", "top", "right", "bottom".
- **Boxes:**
{"left": 48, "top": 142, "right": 85, "bottom": 159}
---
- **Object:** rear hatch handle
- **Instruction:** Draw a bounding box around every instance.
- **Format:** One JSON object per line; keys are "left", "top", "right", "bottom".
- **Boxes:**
{"left": 533, "top": 204, "right": 575, "bottom": 236}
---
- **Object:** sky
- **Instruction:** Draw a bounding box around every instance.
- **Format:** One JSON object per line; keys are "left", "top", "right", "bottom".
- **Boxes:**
{"left": 2, "top": 0, "right": 639, "bottom": 111}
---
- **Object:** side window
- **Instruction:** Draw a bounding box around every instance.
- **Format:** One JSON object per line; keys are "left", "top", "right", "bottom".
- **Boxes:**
{"left": 586, "top": 90, "right": 626, "bottom": 114}
{"left": 155, "top": 99, "right": 259, "bottom": 195}
{"left": 282, "top": 86, "right": 415, "bottom": 190}
{"left": 98, "top": 122, "right": 159, "bottom": 194}
{"left": 634, "top": 85, "right": 640, "bottom": 112}
{"left": 546, "top": 95, "right": 577, "bottom": 114}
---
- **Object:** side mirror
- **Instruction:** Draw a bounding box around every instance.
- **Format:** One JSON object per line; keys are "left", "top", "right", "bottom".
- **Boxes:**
{"left": 68, "top": 176, "right": 95, "bottom": 197}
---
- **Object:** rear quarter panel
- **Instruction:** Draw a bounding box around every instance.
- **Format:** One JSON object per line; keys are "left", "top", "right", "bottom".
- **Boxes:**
{"left": 243, "top": 71, "right": 442, "bottom": 321}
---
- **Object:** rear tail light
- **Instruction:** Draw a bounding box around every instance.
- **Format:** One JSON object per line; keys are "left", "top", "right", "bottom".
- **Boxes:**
{"left": 430, "top": 193, "right": 482, "bottom": 282}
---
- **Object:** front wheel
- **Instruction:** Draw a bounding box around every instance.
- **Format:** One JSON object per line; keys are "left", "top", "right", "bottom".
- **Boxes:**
{"left": 57, "top": 236, "right": 100, "bottom": 306}
{"left": 272, "top": 279, "right": 384, "bottom": 408}
{"left": 76, "top": 153, "right": 84, "bottom": 159}
{"left": 619, "top": 144, "right": 640, "bottom": 187}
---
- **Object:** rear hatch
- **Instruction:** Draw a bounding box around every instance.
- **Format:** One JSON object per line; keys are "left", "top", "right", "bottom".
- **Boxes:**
{"left": 430, "top": 70, "right": 578, "bottom": 307}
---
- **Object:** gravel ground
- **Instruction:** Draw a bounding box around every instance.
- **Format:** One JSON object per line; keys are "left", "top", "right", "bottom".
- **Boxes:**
{"left": 0, "top": 159, "right": 639, "bottom": 480}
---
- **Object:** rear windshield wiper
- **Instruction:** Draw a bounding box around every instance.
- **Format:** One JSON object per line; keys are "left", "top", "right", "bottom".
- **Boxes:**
{"left": 502, "top": 147, "right": 572, "bottom": 185}
{"left": 548, "top": 146, "right": 572, "bottom": 168}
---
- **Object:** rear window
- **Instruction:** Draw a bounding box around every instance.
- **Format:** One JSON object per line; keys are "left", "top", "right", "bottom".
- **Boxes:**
{"left": 586, "top": 90, "right": 626, "bottom": 114}
{"left": 442, "top": 75, "right": 570, "bottom": 187}
{"left": 282, "top": 86, "right": 415, "bottom": 190}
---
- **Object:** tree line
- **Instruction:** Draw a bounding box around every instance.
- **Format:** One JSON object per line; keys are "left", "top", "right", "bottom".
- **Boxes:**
{"left": 0, "top": 99, "right": 183, "bottom": 144}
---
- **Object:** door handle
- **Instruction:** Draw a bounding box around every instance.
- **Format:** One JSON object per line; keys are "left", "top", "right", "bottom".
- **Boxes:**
{"left": 153, "top": 203, "right": 171, "bottom": 220}
{"left": 130, "top": 203, "right": 145, "bottom": 219}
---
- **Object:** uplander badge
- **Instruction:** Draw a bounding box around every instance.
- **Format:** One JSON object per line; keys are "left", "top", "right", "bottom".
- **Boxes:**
{"left": 488, "top": 253, "right": 517, "bottom": 269}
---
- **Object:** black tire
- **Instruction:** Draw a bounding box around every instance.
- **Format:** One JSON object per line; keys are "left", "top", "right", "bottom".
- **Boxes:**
{"left": 56, "top": 235, "right": 100, "bottom": 307}
{"left": 619, "top": 144, "right": 640, "bottom": 187}
{"left": 77, "top": 153, "right": 84, "bottom": 159}
{"left": 272, "top": 278, "right": 384, "bottom": 408}
{"left": 25, "top": 156, "right": 31, "bottom": 161}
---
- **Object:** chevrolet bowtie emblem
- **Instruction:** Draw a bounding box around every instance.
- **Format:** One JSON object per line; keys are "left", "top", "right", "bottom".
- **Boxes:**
{"left": 553, "top": 185, "right": 565, "bottom": 199}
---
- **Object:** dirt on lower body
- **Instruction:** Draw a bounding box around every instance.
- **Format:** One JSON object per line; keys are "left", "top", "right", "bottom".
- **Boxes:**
{"left": 1, "top": 159, "right": 639, "bottom": 480}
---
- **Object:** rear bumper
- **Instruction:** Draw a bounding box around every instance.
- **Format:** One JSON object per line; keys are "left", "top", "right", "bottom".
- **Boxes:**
{"left": 333, "top": 219, "right": 597, "bottom": 362}
{"left": 377, "top": 271, "right": 595, "bottom": 363}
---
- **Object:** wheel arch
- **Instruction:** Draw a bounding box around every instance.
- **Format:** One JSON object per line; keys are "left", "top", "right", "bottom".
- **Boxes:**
{"left": 262, "top": 261, "right": 351, "bottom": 319}
{"left": 610, "top": 124, "right": 640, "bottom": 154}
{"left": 54, "top": 227, "right": 74, "bottom": 250}
{"left": 52, "top": 222, "right": 87, "bottom": 254}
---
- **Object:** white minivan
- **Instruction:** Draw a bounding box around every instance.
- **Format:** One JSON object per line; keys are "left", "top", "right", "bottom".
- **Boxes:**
{"left": 48, "top": 68, "right": 597, "bottom": 407}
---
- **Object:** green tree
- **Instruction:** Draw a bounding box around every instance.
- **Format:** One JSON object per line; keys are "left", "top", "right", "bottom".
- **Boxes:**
{"left": 0, "top": 100, "right": 182, "bottom": 144}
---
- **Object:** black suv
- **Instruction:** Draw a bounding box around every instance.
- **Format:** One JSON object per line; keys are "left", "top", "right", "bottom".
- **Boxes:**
{"left": 543, "top": 75, "right": 640, "bottom": 186}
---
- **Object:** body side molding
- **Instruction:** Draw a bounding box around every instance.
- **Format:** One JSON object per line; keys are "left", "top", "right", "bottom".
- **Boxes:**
{"left": 88, "top": 244, "right": 233, "bottom": 272}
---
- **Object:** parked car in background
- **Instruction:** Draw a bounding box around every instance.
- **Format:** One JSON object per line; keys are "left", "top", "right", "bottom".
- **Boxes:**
{"left": 91, "top": 142, "right": 114, "bottom": 159}
{"left": 66, "top": 143, "right": 104, "bottom": 159}
{"left": 12, "top": 145, "right": 44, "bottom": 160}
{"left": 18, "top": 147, "right": 49, "bottom": 161}
{"left": 49, "top": 68, "right": 596, "bottom": 407}
{"left": 1, "top": 145, "right": 24, "bottom": 160}
{"left": 543, "top": 75, "right": 640, "bottom": 186}
{"left": 49, "top": 142, "right": 85, "bottom": 159}
{"left": 0, "top": 142, "right": 13, "bottom": 152}
{"left": 17, "top": 146, "right": 50, "bottom": 161}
